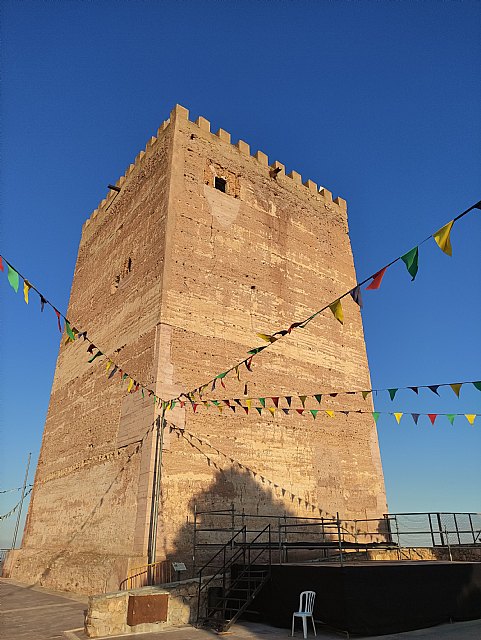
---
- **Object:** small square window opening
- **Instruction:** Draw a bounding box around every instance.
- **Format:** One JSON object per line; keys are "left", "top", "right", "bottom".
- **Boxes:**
{"left": 214, "top": 177, "right": 227, "bottom": 193}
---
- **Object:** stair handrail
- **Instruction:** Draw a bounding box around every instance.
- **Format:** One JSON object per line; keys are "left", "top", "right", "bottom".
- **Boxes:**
{"left": 197, "top": 524, "right": 272, "bottom": 624}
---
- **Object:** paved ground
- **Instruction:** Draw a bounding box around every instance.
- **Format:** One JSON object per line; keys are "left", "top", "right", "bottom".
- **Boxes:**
{"left": 1, "top": 578, "right": 481, "bottom": 640}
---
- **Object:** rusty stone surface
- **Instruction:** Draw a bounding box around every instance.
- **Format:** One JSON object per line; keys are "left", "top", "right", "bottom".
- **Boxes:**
{"left": 10, "top": 105, "right": 387, "bottom": 594}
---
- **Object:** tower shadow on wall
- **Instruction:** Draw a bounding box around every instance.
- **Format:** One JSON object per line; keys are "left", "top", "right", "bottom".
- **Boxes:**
{"left": 162, "top": 461, "right": 338, "bottom": 581}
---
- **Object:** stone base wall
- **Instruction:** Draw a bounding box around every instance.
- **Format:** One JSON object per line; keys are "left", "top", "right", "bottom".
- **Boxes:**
{"left": 2, "top": 548, "right": 145, "bottom": 595}
{"left": 86, "top": 577, "right": 217, "bottom": 637}
{"left": 366, "top": 546, "right": 481, "bottom": 562}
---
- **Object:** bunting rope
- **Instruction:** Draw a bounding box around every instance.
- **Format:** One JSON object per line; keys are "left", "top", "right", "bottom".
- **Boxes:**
{"left": 169, "top": 424, "right": 343, "bottom": 522}
{"left": 0, "top": 488, "right": 33, "bottom": 522}
{"left": 184, "top": 404, "right": 479, "bottom": 426}
{"left": 0, "top": 484, "right": 33, "bottom": 495}
{"left": 0, "top": 254, "right": 161, "bottom": 403}
{"left": 169, "top": 199, "right": 481, "bottom": 405}
{"left": 173, "top": 379, "right": 481, "bottom": 413}
{"left": 1, "top": 199, "right": 479, "bottom": 410}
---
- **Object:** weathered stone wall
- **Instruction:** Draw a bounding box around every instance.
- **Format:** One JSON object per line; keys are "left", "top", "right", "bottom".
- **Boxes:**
{"left": 11, "top": 104, "right": 387, "bottom": 593}
{"left": 154, "top": 106, "right": 386, "bottom": 568}
{"left": 11, "top": 121, "right": 175, "bottom": 593}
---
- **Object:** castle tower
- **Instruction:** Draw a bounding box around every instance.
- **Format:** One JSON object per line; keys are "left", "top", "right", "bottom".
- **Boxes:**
{"left": 8, "top": 105, "right": 387, "bottom": 594}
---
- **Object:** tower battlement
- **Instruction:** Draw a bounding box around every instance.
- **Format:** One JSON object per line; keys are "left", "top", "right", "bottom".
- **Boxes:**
{"left": 84, "top": 104, "right": 347, "bottom": 234}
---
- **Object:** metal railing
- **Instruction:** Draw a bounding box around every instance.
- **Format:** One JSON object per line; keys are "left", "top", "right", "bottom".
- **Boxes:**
{"left": 387, "top": 512, "right": 481, "bottom": 548}
{"left": 119, "top": 558, "right": 173, "bottom": 590}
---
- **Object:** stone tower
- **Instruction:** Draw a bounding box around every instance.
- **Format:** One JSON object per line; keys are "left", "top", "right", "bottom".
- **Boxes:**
{"left": 8, "top": 105, "right": 387, "bottom": 594}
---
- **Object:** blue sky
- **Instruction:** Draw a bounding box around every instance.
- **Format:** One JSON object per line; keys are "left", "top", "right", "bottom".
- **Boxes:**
{"left": 1, "top": 1, "right": 480, "bottom": 548}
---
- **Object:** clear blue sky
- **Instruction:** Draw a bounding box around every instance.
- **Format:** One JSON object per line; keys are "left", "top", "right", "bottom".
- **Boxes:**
{"left": 1, "top": 1, "right": 480, "bottom": 548}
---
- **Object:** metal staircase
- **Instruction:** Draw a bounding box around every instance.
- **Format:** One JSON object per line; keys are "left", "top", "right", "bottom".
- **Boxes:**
{"left": 197, "top": 524, "right": 272, "bottom": 631}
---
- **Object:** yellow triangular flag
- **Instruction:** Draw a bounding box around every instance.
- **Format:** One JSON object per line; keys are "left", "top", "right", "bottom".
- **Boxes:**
{"left": 268, "top": 407, "right": 276, "bottom": 416}
{"left": 450, "top": 383, "right": 462, "bottom": 397}
{"left": 246, "top": 399, "right": 252, "bottom": 410}
{"left": 361, "top": 390, "right": 371, "bottom": 400}
{"left": 325, "top": 410, "right": 335, "bottom": 418}
{"left": 23, "top": 280, "right": 31, "bottom": 304}
{"left": 106, "top": 360, "right": 112, "bottom": 372}
{"left": 127, "top": 378, "right": 134, "bottom": 393}
{"left": 433, "top": 220, "right": 454, "bottom": 256}
{"left": 394, "top": 412, "right": 403, "bottom": 424}
{"left": 328, "top": 299, "right": 344, "bottom": 324}
{"left": 257, "top": 333, "right": 277, "bottom": 343}
{"left": 465, "top": 414, "right": 476, "bottom": 425}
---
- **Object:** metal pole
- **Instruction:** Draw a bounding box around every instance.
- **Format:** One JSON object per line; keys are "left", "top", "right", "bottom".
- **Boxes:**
{"left": 12, "top": 453, "right": 31, "bottom": 549}
{"left": 149, "top": 408, "right": 166, "bottom": 571}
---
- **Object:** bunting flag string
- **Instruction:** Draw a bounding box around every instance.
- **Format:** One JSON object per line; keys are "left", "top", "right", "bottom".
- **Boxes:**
{"left": 0, "top": 488, "right": 33, "bottom": 521}
{"left": 172, "top": 405, "right": 478, "bottom": 425}
{"left": 0, "top": 254, "right": 165, "bottom": 407}
{"left": 168, "top": 423, "right": 342, "bottom": 522}
{"left": 172, "top": 379, "right": 481, "bottom": 412}
{"left": 167, "top": 199, "right": 481, "bottom": 405}
{"left": 0, "top": 484, "right": 33, "bottom": 494}
{"left": 1, "top": 198, "right": 480, "bottom": 412}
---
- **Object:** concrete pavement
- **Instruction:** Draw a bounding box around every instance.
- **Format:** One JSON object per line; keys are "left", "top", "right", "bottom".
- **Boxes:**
{"left": 1, "top": 578, "right": 481, "bottom": 640}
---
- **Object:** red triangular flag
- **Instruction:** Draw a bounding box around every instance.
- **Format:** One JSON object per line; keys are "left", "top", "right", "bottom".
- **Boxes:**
{"left": 366, "top": 267, "right": 388, "bottom": 290}
{"left": 428, "top": 414, "right": 437, "bottom": 425}
{"left": 271, "top": 397, "right": 279, "bottom": 407}
{"left": 0, "top": 256, "right": 4, "bottom": 272}
{"left": 54, "top": 308, "right": 62, "bottom": 332}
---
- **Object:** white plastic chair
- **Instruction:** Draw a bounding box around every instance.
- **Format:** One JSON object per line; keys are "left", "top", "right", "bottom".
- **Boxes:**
{"left": 291, "top": 590, "right": 317, "bottom": 638}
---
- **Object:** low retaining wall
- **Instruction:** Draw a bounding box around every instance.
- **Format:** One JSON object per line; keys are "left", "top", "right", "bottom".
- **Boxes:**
{"left": 85, "top": 576, "right": 217, "bottom": 637}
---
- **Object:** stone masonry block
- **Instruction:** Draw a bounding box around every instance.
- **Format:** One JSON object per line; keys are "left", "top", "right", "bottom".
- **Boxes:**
{"left": 195, "top": 117, "right": 210, "bottom": 132}
{"left": 216, "top": 128, "right": 231, "bottom": 143}
{"left": 304, "top": 179, "right": 317, "bottom": 192}
{"left": 334, "top": 196, "right": 347, "bottom": 209}
{"left": 236, "top": 140, "right": 250, "bottom": 155}
{"left": 254, "top": 150, "right": 268, "bottom": 165}
{"left": 319, "top": 187, "right": 333, "bottom": 202}
{"left": 170, "top": 104, "right": 189, "bottom": 121}
{"left": 270, "top": 161, "right": 285, "bottom": 175}
{"left": 288, "top": 170, "right": 302, "bottom": 184}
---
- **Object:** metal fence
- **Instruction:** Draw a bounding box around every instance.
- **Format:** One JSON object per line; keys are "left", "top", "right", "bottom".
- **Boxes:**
{"left": 387, "top": 512, "right": 481, "bottom": 548}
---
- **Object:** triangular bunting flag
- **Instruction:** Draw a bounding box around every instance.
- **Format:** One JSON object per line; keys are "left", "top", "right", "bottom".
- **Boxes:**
{"left": 325, "top": 410, "right": 334, "bottom": 418}
{"left": 54, "top": 309, "right": 62, "bottom": 332}
{"left": 40, "top": 295, "right": 46, "bottom": 312}
{"left": 255, "top": 407, "right": 262, "bottom": 415}
{"left": 282, "top": 408, "right": 289, "bottom": 414}
{"left": 433, "top": 220, "right": 454, "bottom": 256}
{"left": 0, "top": 256, "right": 4, "bottom": 271}
{"left": 411, "top": 413, "right": 420, "bottom": 425}
{"left": 428, "top": 414, "right": 437, "bottom": 425}
{"left": 366, "top": 267, "right": 387, "bottom": 290}
{"left": 127, "top": 378, "right": 134, "bottom": 393}
{"left": 428, "top": 385, "right": 440, "bottom": 396}
{"left": 372, "top": 412, "right": 380, "bottom": 423}
{"left": 314, "top": 394, "right": 322, "bottom": 404}
{"left": 23, "top": 280, "right": 31, "bottom": 304}
{"left": 299, "top": 395, "right": 307, "bottom": 407}
{"left": 329, "top": 299, "right": 344, "bottom": 324}
{"left": 450, "top": 383, "right": 462, "bottom": 398}
{"left": 285, "top": 396, "right": 292, "bottom": 406}
{"left": 310, "top": 410, "right": 318, "bottom": 419}
{"left": 473, "top": 381, "right": 481, "bottom": 392}
{"left": 388, "top": 388, "right": 398, "bottom": 401}
{"left": 268, "top": 407, "right": 276, "bottom": 416}
{"left": 257, "top": 333, "right": 277, "bottom": 343}
{"left": 361, "top": 391, "right": 371, "bottom": 400}
{"left": 349, "top": 285, "right": 363, "bottom": 308}
{"left": 271, "top": 397, "right": 279, "bottom": 407}
{"left": 108, "top": 365, "right": 118, "bottom": 379}
{"left": 106, "top": 360, "right": 112, "bottom": 372}
{"left": 259, "top": 397, "right": 266, "bottom": 408}
{"left": 465, "top": 414, "right": 476, "bottom": 425}
{"left": 401, "top": 246, "right": 419, "bottom": 281}
{"left": 446, "top": 414, "right": 456, "bottom": 425}
{"left": 245, "top": 399, "right": 252, "bottom": 411}
{"left": 65, "top": 321, "right": 76, "bottom": 342}
{"left": 394, "top": 413, "right": 403, "bottom": 424}
{"left": 88, "top": 350, "right": 103, "bottom": 363}
{"left": 409, "top": 387, "right": 419, "bottom": 395}
{"left": 7, "top": 264, "right": 19, "bottom": 293}
{"left": 296, "top": 409, "right": 304, "bottom": 415}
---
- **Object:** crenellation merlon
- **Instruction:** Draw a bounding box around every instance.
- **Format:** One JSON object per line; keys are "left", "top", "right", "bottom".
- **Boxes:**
{"left": 84, "top": 103, "right": 347, "bottom": 227}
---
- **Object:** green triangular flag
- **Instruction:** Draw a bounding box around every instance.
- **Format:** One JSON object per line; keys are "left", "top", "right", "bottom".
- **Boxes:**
{"left": 259, "top": 397, "right": 266, "bottom": 408}
{"left": 310, "top": 409, "right": 318, "bottom": 419}
{"left": 401, "top": 246, "right": 419, "bottom": 281}
{"left": 446, "top": 414, "right": 456, "bottom": 425}
{"left": 473, "top": 382, "right": 481, "bottom": 392}
{"left": 372, "top": 412, "right": 380, "bottom": 423}
{"left": 65, "top": 321, "right": 76, "bottom": 342}
{"left": 7, "top": 264, "right": 19, "bottom": 293}
{"left": 255, "top": 407, "right": 263, "bottom": 415}
{"left": 388, "top": 388, "right": 398, "bottom": 401}
{"left": 88, "top": 350, "right": 103, "bottom": 363}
